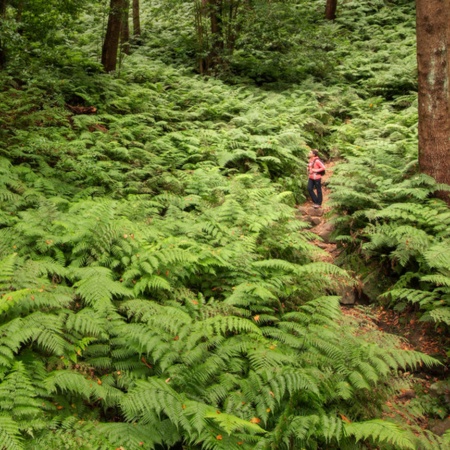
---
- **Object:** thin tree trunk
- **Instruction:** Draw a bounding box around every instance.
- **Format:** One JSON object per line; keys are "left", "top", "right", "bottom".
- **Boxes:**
{"left": 196, "top": 0, "right": 240, "bottom": 74}
{"left": 101, "top": 0, "right": 126, "bottom": 73}
{"left": 0, "top": 0, "right": 8, "bottom": 68}
{"left": 195, "top": 0, "right": 204, "bottom": 74}
{"left": 132, "top": 0, "right": 141, "bottom": 39}
{"left": 121, "top": 0, "right": 130, "bottom": 55}
{"left": 209, "top": 0, "right": 224, "bottom": 70}
{"left": 325, "top": 0, "right": 337, "bottom": 21}
{"left": 225, "top": 0, "right": 240, "bottom": 53}
{"left": 416, "top": 0, "right": 450, "bottom": 204}
{"left": 197, "top": 0, "right": 211, "bottom": 74}
{"left": 15, "top": 0, "right": 22, "bottom": 21}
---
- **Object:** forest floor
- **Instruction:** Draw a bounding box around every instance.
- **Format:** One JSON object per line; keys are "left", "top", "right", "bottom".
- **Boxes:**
{"left": 304, "top": 162, "right": 448, "bottom": 358}
{"left": 299, "top": 161, "right": 450, "bottom": 435}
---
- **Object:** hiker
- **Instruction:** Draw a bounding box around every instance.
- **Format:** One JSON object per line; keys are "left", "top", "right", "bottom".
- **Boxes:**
{"left": 307, "top": 149, "right": 325, "bottom": 209}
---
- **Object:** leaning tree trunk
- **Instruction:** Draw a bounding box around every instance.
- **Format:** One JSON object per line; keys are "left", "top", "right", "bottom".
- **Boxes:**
{"left": 0, "top": 0, "right": 8, "bottom": 68}
{"left": 416, "top": 0, "right": 450, "bottom": 204}
{"left": 101, "top": 0, "right": 126, "bottom": 72}
{"left": 325, "top": 0, "right": 337, "bottom": 20}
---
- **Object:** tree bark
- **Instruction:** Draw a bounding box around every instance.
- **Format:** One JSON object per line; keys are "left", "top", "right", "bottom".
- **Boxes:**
{"left": 416, "top": 0, "right": 450, "bottom": 203}
{"left": 121, "top": 0, "right": 130, "bottom": 55}
{"left": 209, "top": 0, "right": 224, "bottom": 68}
{"left": 325, "top": 0, "right": 337, "bottom": 21}
{"left": 101, "top": 0, "right": 126, "bottom": 73}
{"left": 0, "top": 0, "right": 8, "bottom": 68}
{"left": 195, "top": 0, "right": 241, "bottom": 74}
{"left": 132, "top": 0, "right": 141, "bottom": 39}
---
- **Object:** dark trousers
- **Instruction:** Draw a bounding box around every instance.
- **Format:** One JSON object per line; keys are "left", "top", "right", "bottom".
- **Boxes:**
{"left": 307, "top": 178, "right": 322, "bottom": 205}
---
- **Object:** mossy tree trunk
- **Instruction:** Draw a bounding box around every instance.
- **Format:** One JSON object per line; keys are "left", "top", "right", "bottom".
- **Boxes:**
{"left": 120, "top": 0, "right": 130, "bottom": 55}
{"left": 416, "top": 0, "right": 450, "bottom": 204}
{"left": 209, "top": 0, "right": 224, "bottom": 69}
{"left": 0, "top": 0, "right": 8, "bottom": 68}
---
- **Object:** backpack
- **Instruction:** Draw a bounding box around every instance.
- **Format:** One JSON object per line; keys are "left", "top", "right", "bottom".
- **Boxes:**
{"left": 314, "top": 158, "right": 326, "bottom": 175}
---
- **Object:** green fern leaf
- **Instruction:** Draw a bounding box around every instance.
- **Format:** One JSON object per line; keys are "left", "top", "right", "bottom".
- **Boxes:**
{"left": 72, "top": 267, "right": 133, "bottom": 305}
{"left": 0, "top": 416, "right": 22, "bottom": 450}
{"left": 345, "top": 419, "right": 415, "bottom": 449}
{"left": 204, "top": 410, "right": 266, "bottom": 435}
{"left": 0, "top": 254, "right": 17, "bottom": 288}
{"left": 95, "top": 422, "right": 165, "bottom": 448}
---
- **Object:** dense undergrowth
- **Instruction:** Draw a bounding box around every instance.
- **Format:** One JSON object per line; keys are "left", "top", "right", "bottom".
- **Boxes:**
{"left": 0, "top": 0, "right": 449, "bottom": 448}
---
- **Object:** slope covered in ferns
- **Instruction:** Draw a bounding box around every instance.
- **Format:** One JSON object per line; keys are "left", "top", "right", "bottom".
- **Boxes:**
{"left": 0, "top": 0, "right": 449, "bottom": 448}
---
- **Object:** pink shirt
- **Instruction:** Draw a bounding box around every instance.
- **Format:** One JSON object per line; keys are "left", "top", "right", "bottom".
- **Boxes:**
{"left": 308, "top": 157, "right": 325, "bottom": 180}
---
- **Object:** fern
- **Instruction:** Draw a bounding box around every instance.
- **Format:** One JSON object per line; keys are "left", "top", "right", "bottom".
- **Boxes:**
{"left": 345, "top": 419, "right": 415, "bottom": 449}
{"left": 72, "top": 266, "right": 133, "bottom": 306}
{"left": 0, "top": 416, "right": 23, "bottom": 450}
{"left": 0, "top": 1, "right": 445, "bottom": 448}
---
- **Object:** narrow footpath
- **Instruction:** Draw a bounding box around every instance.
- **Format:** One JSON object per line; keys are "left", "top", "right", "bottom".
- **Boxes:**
{"left": 297, "top": 160, "right": 450, "bottom": 437}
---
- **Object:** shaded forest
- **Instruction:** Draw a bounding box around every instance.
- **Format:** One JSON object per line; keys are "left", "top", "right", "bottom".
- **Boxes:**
{"left": 0, "top": 0, "right": 449, "bottom": 448}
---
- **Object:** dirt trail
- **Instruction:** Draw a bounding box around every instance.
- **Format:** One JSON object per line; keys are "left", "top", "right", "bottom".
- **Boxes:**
{"left": 300, "top": 160, "right": 448, "bottom": 358}
{"left": 298, "top": 160, "right": 450, "bottom": 435}
{"left": 300, "top": 160, "right": 446, "bottom": 348}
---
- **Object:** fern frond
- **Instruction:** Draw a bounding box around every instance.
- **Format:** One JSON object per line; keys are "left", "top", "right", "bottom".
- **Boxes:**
{"left": 204, "top": 410, "right": 266, "bottom": 435}
{"left": 0, "top": 254, "right": 17, "bottom": 288}
{"left": 121, "top": 378, "right": 189, "bottom": 429}
{"left": 422, "top": 307, "right": 450, "bottom": 326}
{"left": 0, "top": 416, "right": 22, "bottom": 450}
{"left": 0, "top": 361, "right": 42, "bottom": 419}
{"left": 95, "top": 422, "right": 165, "bottom": 449}
{"left": 72, "top": 266, "right": 133, "bottom": 306}
{"left": 345, "top": 419, "right": 415, "bottom": 449}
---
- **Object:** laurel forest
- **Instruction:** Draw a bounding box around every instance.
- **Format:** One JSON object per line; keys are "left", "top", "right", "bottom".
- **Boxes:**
{"left": 0, "top": 0, "right": 449, "bottom": 448}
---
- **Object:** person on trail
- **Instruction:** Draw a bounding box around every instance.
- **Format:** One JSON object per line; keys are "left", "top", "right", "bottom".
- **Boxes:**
{"left": 307, "top": 149, "right": 325, "bottom": 209}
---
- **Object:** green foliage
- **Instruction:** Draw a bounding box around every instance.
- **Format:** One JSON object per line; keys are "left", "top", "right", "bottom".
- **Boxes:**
{"left": 114, "top": 296, "right": 439, "bottom": 449}
{"left": 332, "top": 0, "right": 417, "bottom": 98}
{"left": 345, "top": 420, "right": 415, "bottom": 449}
{"left": 326, "top": 45, "right": 450, "bottom": 328}
{"left": 0, "top": 0, "right": 447, "bottom": 449}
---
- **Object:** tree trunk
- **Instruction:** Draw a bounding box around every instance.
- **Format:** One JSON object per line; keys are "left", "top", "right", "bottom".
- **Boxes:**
{"left": 0, "top": 0, "right": 8, "bottom": 68}
{"left": 209, "top": 0, "right": 224, "bottom": 69}
{"left": 197, "top": 0, "right": 226, "bottom": 74}
{"left": 101, "top": 0, "right": 126, "bottom": 73}
{"left": 132, "top": 0, "right": 141, "bottom": 39}
{"left": 225, "top": 0, "right": 240, "bottom": 53}
{"left": 416, "top": 0, "right": 450, "bottom": 204}
{"left": 121, "top": 0, "right": 130, "bottom": 55}
{"left": 15, "top": 0, "right": 23, "bottom": 21}
{"left": 325, "top": 0, "right": 337, "bottom": 21}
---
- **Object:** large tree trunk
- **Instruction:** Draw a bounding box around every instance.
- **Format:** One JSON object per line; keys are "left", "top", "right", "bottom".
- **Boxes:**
{"left": 416, "top": 0, "right": 450, "bottom": 204}
{"left": 132, "top": 0, "right": 141, "bottom": 39}
{"left": 101, "top": 0, "right": 127, "bottom": 73}
{"left": 325, "top": 0, "right": 337, "bottom": 21}
{"left": 0, "top": 0, "right": 8, "bottom": 68}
